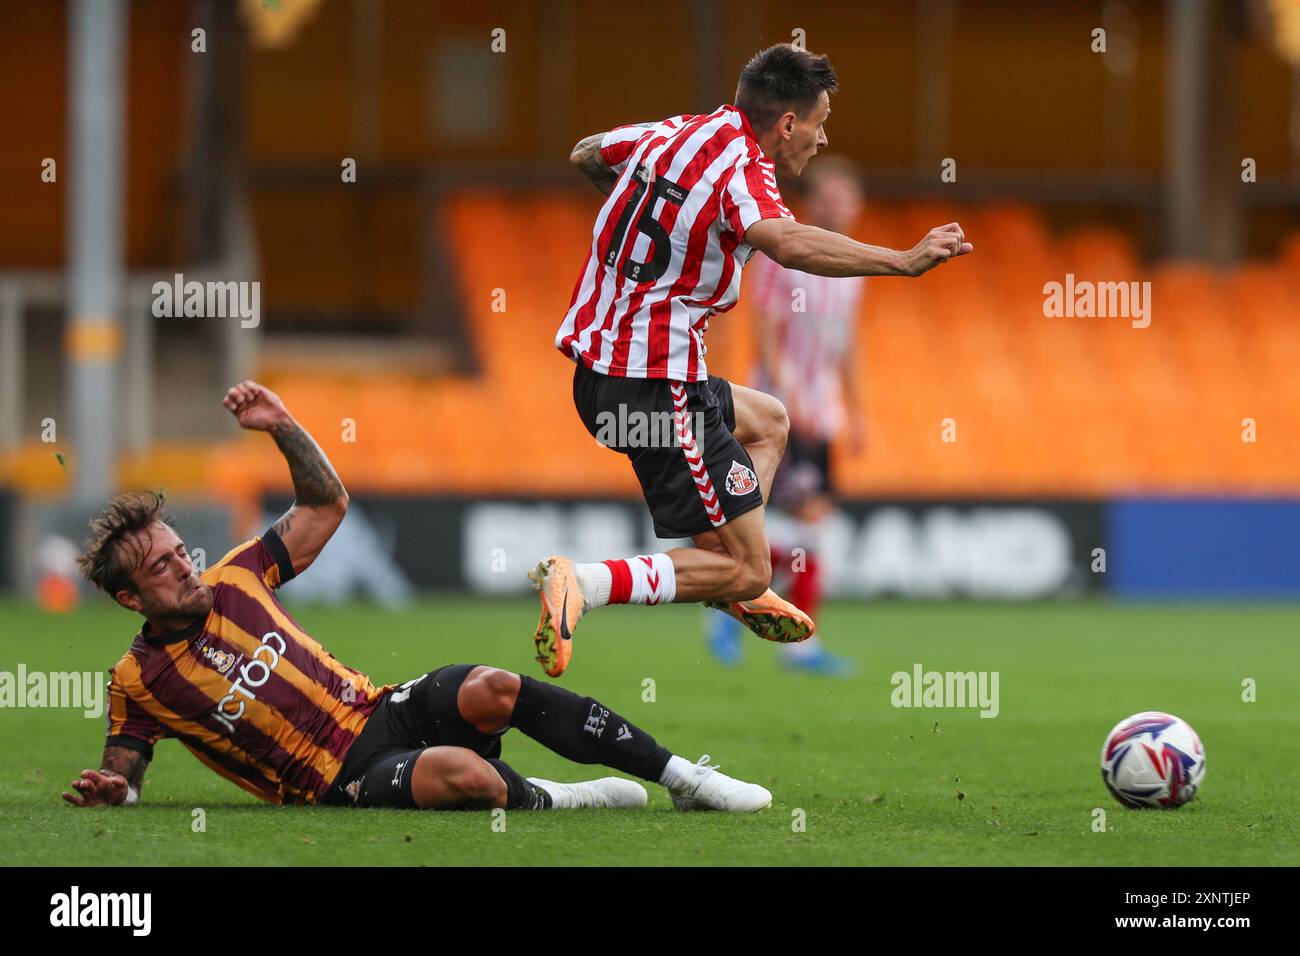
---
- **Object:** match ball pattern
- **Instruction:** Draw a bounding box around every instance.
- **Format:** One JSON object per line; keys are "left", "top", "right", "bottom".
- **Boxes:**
{"left": 1100, "top": 711, "right": 1205, "bottom": 809}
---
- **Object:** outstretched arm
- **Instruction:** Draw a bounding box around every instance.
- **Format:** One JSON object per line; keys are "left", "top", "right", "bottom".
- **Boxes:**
{"left": 222, "top": 380, "right": 348, "bottom": 575}
{"left": 62, "top": 745, "right": 149, "bottom": 808}
{"left": 746, "top": 218, "right": 973, "bottom": 278}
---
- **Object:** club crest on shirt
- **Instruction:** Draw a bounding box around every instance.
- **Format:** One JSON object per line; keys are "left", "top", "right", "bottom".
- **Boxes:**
{"left": 725, "top": 460, "right": 758, "bottom": 496}
{"left": 202, "top": 645, "right": 238, "bottom": 676}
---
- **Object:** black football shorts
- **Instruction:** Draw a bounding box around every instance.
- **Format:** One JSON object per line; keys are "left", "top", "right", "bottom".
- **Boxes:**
{"left": 572, "top": 361, "right": 764, "bottom": 539}
{"left": 320, "top": 664, "right": 502, "bottom": 809}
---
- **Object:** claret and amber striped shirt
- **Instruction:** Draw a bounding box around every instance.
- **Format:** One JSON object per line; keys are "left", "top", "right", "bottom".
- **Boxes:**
{"left": 104, "top": 530, "right": 393, "bottom": 805}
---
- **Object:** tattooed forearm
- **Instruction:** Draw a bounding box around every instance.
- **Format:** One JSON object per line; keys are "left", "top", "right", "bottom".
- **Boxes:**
{"left": 270, "top": 420, "right": 346, "bottom": 509}
{"left": 271, "top": 509, "right": 294, "bottom": 539}
{"left": 570, "top": 122, "right": 657, "bottom": 194}
{"left": 101, "top": 746, "right": 148, "bottom": 791}
{"left": 571, "top": 133, "right": 619, "bottom": 195}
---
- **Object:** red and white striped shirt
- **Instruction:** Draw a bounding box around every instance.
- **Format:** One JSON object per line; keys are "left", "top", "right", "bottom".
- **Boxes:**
{"left": 748, "top": 252, "right": 866, "bottom": 440}
{"left": 556, "top": 104, "right": 796, "bottom": 382}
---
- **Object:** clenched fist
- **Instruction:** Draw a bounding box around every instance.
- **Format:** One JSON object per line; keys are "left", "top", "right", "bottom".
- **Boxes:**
{"left": 904, "top": 222, "right": 973, "bottom": 276}
{"left": 222, "top": 380, "right": 292, "bottom": 433}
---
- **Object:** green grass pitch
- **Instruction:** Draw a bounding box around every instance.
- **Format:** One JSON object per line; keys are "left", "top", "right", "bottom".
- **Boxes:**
{"left": 1, "top": 597, "right": 1296, "bottom": 866}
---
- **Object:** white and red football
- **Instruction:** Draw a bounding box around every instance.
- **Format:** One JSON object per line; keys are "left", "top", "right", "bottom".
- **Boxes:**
{"left": 1100, "top": 711, "right": 1206, "bottom": 809}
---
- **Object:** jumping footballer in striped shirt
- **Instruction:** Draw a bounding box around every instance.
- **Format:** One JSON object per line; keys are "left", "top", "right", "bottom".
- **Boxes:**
{"left": 63, "top": 382, "right": 771, "bottom": 813}
{"left": 535, "top": 43, "right": 972, "bottom": 676}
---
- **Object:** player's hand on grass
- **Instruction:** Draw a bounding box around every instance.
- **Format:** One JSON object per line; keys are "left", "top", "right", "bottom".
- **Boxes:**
{"left": 904, "top": 223, "right": 973, "bottom": 276}
{"left": 62, "top": 769, "right": 128, "bottom": 808}
{"left": 223, "top": 380, "right": 291, "bottom": 433}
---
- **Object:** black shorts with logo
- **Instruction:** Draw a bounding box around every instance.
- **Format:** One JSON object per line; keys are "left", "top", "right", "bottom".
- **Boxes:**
{"left": 319, "top": 664, "right": 501, "bottom": 809}
{"left": 572, "top": 361, "right": 764, "bottom": 539}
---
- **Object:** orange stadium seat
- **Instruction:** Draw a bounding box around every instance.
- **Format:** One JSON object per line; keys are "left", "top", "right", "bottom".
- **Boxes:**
{"left": 141, "top": 192, "right": 1299, "bottom": 509}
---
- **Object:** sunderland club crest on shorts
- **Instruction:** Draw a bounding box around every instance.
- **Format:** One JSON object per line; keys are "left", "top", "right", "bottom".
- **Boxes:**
{"left": 725, "top": 459, "right": 758, "bottom": 496}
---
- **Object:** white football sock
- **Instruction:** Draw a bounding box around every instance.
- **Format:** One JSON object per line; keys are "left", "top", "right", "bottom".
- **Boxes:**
{"left": 577, "top": 555, "right": 677, "bottom": 607}
{"left": 657, "top": 754, "right": 697, "bottom": 792}
{"left": 574, "top": 562, "right": 613, "bottom": 610}
{"left": 626, "top": 553, "right": 677, "bottom": 604}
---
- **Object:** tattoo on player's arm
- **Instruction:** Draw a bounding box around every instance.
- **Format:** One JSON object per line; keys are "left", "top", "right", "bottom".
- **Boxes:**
{"left": 269, "top": 421, "right": 346, "bottom": 509}
{"left": 271, "top": 509, "right": 294, "bottom": 539}
{"left": 571, "top": 133, "right": 619, "bottom": 195}
{"left": 101, "top": 746, "right": 148, "bottom": 791}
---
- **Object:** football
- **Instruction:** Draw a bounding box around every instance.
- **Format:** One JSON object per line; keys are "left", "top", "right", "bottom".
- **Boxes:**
{"left": 1100, "top": 712, "right": 1206, "bottom": 809}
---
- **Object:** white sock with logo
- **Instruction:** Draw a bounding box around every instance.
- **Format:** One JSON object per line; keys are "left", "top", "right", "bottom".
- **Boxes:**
{"left": 625, "top": 553, "right": 676, "bottom": 605}
{"left": 576, "top": 555, "right": 677, "bottom": 607}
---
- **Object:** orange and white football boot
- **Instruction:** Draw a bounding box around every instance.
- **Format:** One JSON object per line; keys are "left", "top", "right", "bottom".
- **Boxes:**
{"left": 527, "top": 556, "right": 585, "bottom": 677}
{"left": 705, "top": 588, "right": 815, "bottom": 644}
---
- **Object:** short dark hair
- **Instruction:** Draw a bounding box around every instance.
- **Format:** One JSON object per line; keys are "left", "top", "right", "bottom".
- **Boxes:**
{"left": 735, "top": 43, "right": 839, "bottom": 134}
{"left": 77, "top": 491, "right": 172, "bottom": 596}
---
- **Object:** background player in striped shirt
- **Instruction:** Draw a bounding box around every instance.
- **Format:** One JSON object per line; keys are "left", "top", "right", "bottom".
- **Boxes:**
{"left": 534, "top": 43, "right": 971, "bottom": 677}
{"left": 62, "top": 382, "right": 772, "bottom": 813}
{"left": 709, "top": 156, "right": 866, "bottom": 676}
